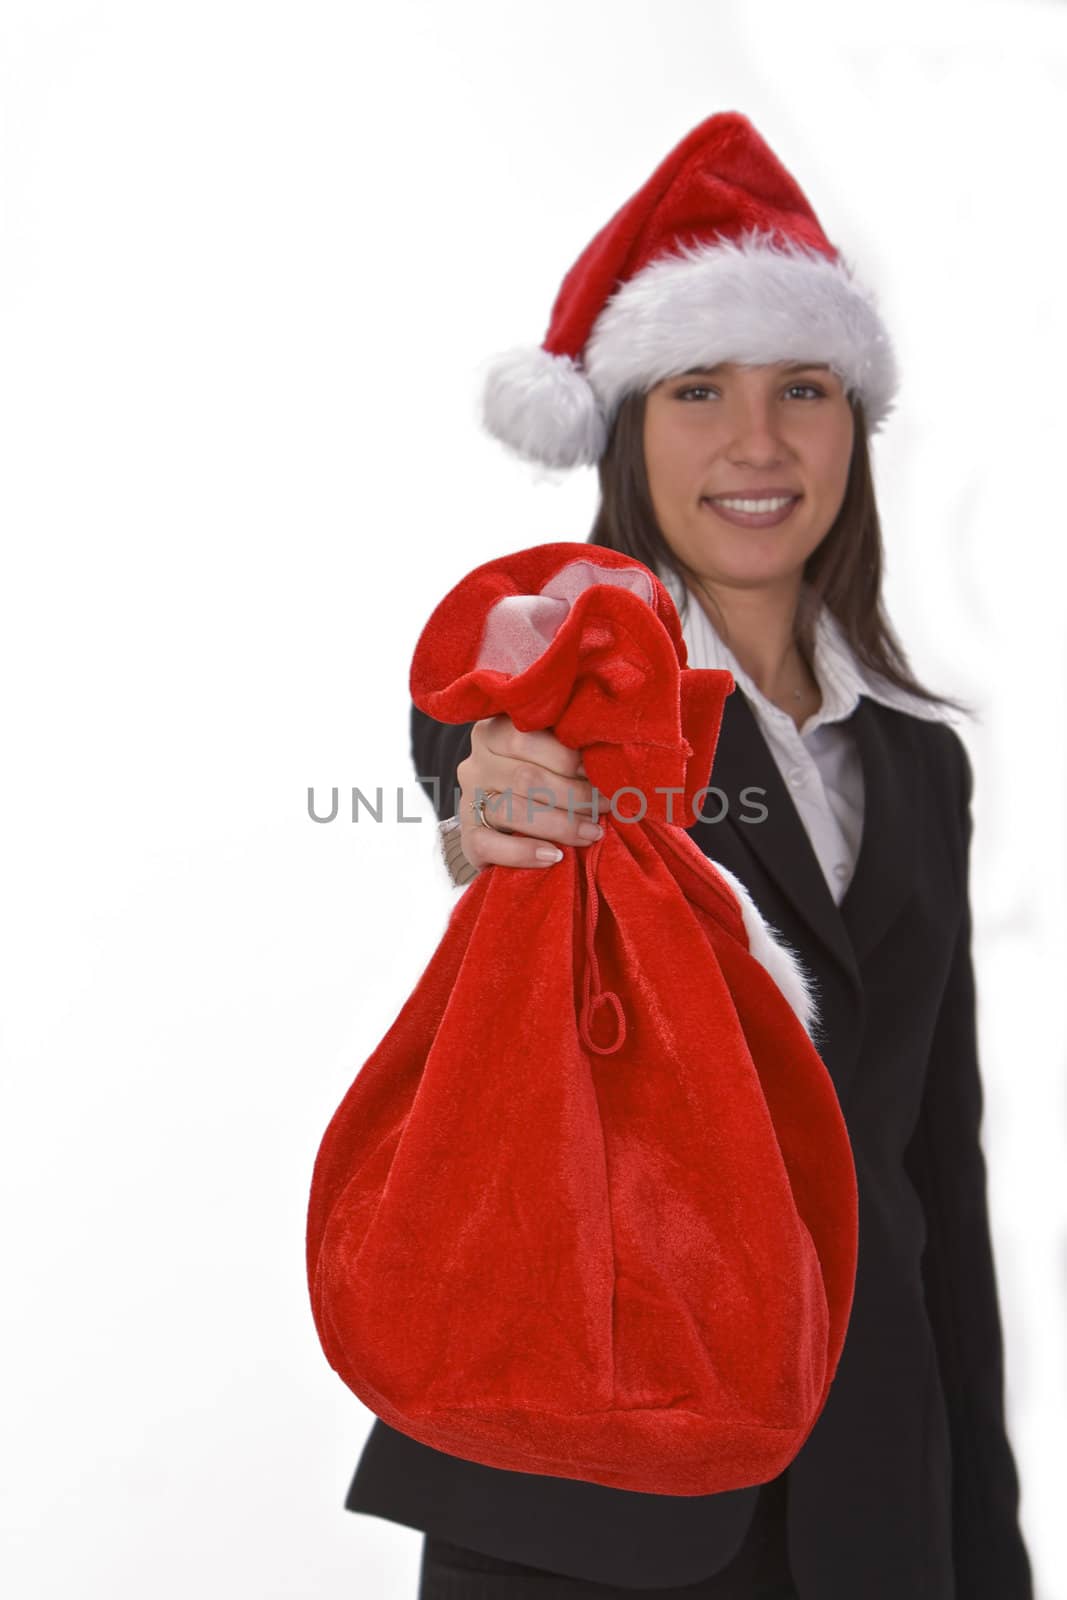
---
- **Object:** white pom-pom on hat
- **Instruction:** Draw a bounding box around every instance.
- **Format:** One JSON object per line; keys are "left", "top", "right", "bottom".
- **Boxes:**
{"left": 481, "top": 346, "right": 606, "bottom": 471}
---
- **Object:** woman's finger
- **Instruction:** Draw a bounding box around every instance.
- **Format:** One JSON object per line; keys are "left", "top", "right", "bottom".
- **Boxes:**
{"left": 469, "top": 718, "right": 599, "bottom": 819}
{"left": 459, "top": 720, "right": 605, "bottom": 868}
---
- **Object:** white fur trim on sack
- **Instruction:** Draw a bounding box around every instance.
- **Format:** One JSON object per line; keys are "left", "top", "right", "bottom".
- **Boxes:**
{"left": 710, "top": 858, "right": 821, "bottom": 1039}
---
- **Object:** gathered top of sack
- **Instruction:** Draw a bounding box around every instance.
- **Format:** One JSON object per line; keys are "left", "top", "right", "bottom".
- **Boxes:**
{"left": 411, "top": 541, "right": 817, "bottom": 1051}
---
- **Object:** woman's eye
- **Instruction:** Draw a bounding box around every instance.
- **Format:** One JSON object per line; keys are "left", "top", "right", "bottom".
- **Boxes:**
{"left": 674, "top": 382, "right": 826, "bottom": 402}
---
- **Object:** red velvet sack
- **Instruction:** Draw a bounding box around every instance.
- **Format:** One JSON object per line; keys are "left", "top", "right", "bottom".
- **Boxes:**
{"left": 306, "top": 542, "right": 858, "bottom": 1496}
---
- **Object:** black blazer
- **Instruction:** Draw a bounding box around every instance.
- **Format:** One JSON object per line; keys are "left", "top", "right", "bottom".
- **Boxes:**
{"left": 343, "top": 687, "right": 1034, "bottom": 1598}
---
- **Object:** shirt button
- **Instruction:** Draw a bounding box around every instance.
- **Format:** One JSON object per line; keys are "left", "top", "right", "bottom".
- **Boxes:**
{"left": 788, "top": 768, "right": 805, "bottom": 787}
{"left": 834, "top": 863, "right": 849, "bottom": 878}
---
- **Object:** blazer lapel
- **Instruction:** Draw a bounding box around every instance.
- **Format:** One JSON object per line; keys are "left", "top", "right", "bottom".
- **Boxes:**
{"left": 700, "top": 688, "right": 918, "bottom": 996}
{"left": 835, "top": 694, "right": 921, "bottom": 972}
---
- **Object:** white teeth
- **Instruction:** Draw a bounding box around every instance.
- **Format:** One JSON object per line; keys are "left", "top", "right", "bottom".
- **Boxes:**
{"left": 708, "top": 495, "right": 796, "bottom": 513}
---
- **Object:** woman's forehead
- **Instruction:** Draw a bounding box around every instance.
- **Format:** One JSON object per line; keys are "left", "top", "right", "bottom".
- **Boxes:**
{"left": 672, "top": 361, "right": 834, "bottom": 377}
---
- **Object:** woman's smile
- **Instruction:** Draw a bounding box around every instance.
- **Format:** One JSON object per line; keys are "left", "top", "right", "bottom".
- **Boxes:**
{"left": 700, "top": 493, "right": 803, "bottom": 529}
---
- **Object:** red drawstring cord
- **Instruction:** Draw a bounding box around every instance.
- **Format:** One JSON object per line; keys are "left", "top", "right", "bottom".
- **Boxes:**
{"left": 577, "top": 835, "right": 627, "bottom": 1056}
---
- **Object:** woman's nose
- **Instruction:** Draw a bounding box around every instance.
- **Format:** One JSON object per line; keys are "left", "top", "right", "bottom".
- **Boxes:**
{"left": 721, "top": 401, "right": 788, "bottom": 462}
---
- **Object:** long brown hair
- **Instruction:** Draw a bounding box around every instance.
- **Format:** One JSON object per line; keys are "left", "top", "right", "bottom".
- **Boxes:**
{"left": 587, "top": 388, "right": 973, "bottom": 720}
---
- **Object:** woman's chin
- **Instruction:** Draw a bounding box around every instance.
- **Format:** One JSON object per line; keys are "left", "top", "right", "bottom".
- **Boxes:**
{"left": 695, "top": 551, "right": 809, "bottom": 588}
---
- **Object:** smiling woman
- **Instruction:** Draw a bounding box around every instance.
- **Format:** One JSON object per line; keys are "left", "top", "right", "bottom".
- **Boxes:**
{"left": 362, "top": 109, "right": 1034, "bottom": 1600}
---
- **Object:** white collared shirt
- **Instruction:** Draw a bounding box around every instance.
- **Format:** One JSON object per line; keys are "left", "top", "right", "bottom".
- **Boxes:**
{"left": 437, "top": 569, "right": 957, "bottom": 899}
{"left": 658, "top": 567, "right": 957, "bottom": 904}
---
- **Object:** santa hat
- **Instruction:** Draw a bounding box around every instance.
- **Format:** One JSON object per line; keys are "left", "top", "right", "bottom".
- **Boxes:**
{"left": 481, "top": 110, "right": 899, "bottom": 469}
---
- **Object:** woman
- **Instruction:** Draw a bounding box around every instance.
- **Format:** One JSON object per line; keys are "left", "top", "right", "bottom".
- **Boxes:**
{"left": 345, "top": 113, "right": 1034, "bottom": 1598}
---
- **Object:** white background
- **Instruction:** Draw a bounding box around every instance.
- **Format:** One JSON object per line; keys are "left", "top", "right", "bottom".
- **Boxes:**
{"left": 1, "top": 1, "right": 1064, "bottom": 1595}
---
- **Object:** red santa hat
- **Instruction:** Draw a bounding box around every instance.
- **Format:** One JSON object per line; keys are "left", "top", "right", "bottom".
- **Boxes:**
{"left": 482, "top": 110, "right": 899, "bottom": 469}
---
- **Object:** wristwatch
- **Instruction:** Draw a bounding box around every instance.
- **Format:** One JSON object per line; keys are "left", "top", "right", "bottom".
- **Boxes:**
{"left": 438, "top": 813, "right": 480, "bottom": 887}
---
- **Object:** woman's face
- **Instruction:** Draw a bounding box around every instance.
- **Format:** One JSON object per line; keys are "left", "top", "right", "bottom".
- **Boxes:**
{"left": 642, "top": 361, "right": 855, "bottom": 591}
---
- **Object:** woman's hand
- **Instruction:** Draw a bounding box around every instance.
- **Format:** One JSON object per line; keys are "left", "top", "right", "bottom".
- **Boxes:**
{"left": 457, "top": 715, "right": 604, "bottom": 869}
